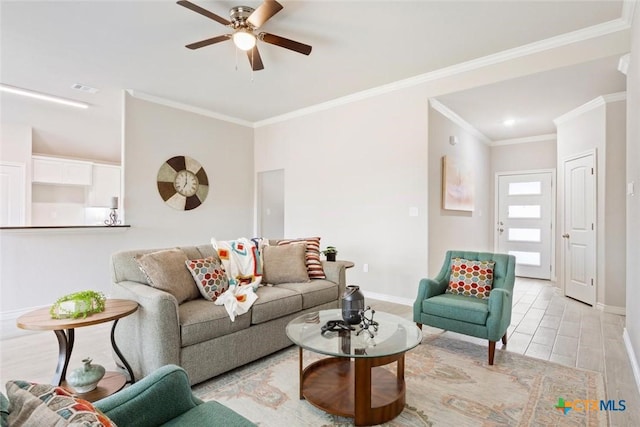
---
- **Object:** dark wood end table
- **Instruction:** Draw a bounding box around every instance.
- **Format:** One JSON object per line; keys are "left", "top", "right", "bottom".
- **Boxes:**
{"left": 17, "top": 299, "right": 138, "bottom": 401}
{"left": 286, "top": 309, "right": 422, "bottom": 426}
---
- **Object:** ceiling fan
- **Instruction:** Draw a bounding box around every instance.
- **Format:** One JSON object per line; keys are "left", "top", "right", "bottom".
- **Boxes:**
{"left": 177, "top": 0, "right": 312, "bottom": 71}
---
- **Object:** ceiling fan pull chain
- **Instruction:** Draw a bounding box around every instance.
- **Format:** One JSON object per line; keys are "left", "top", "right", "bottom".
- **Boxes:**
{"left": 251, "top": 49, "right": 255, "bottom": 82}
{"left": 235, "top": 46, "right": 239, "bottom": 71}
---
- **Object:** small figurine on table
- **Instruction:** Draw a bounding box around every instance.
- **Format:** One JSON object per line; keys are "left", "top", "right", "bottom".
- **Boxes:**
{"left": 356, "top": 306, "right": 379, "bottom": 338}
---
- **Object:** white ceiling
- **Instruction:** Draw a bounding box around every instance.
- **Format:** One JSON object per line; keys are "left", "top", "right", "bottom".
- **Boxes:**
{"left": 0, "top": 0, "right": 630, "bottom": 135}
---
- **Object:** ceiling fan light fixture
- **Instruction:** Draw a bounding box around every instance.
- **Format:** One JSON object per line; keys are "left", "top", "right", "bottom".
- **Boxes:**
{"left": 233, "top": 29, "right": 256, "bottom": 51}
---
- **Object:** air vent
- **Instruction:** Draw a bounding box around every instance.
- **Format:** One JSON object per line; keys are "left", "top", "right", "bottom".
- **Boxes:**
{"left": 71, "top": 83, "right": 99, "bottom": 94}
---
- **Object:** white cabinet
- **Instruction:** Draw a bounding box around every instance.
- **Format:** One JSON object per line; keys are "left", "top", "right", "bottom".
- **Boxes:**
{"left": 32, "top": 156, "right": 93, "bottom": 186}
{"left": 86, "top": 164, "right": 121, "bottom": 207}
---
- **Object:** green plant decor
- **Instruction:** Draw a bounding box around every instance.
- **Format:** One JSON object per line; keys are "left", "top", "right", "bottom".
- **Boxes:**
{"left": 50, "top": 290, "right": 106, "bottom": 319}
{"left": 321, "top": 246, "right": 338, "bottom": 256}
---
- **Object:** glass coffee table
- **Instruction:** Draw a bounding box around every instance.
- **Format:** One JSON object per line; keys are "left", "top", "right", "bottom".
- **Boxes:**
{"left": 286, "top": 309, "right": 422, "bottom": 426}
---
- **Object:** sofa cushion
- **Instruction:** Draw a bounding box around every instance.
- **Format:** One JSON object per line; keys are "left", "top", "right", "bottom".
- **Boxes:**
{"left": 446, "top": 257, "right": 495, "bottom": 299}
{"left": 179, "top": 299, "right": 251, "bottom": 347}
{"left": 251, "top": 286, "right": 302, "bottom": 324}
{"left": 185, "top": 256, "right": 229, "bottom": 302}
{"left": 262, "top": 243, "right": 309, "bottom": 285}
{"left": 277, "top": 280, "right": 339, "bottom": 309}
{"left": 135, "top": 249, "right": 200, "bottom": 304}
{"left": 277, "top": 237, "right": 326, "bottom": 280}
{"left": 422, "top": 293, "right": 489, "bottom": 325}
{"left": 6, "top": 380, "right": 115, "bottom": 426}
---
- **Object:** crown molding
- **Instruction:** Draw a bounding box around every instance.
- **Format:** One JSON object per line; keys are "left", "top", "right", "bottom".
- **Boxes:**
{"left": 490, "top": 133, "right": 557, "bottom": 147}
{"left": 554, "top": 91, "right": 627, "bottom": 125}
{"left": 255, "top": 17, "right": 631, "bottom": 128}
{"left": 125, "top": 90, "right": 254, "bottom": 128}
{"left": 429, "top": 99, "right": 492, "bottom": 145}
{"left": 130, "top": 11, "right": 631, "bottom": 129}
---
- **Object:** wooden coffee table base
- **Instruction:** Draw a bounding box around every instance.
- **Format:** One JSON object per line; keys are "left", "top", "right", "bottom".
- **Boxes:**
{"left": 299, "top": 348, "right": 406, "bottom": 426}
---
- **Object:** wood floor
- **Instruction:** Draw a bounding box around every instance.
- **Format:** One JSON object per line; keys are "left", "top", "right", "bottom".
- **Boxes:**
{"left": 2, "top": 278, "right": 639, "bottom": 426}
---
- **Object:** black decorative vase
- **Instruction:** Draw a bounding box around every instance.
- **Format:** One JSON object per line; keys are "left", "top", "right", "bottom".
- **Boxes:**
{"left": 341, "top": 285, "right": 365, "bottom": 325}
{"left": 326, "top": 253, "right": 337, "bottom": 262}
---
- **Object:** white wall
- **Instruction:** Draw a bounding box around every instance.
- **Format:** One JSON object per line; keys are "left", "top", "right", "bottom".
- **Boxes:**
{"left": 625, "top": 1, "right": 640, "bottom": 391}
{"left": 491, "top": 139, "right": 557, "bottom": 173}
{"left": 428, "top": 107, "right": 492, "bottom": 275}
{"left": 123, "top": 94, "right": 254, "bottom": 245}
{"left": 255, "top": 88, "right": 430, "bottom": 303}
{"left": 1, "top": 91, "right": 120, "bottom": 163}
{"left": 0, "top": 95, "right": 254, "bottom": 338}
{"left": 555, "top": 97, "right": 626, "bottom": 311}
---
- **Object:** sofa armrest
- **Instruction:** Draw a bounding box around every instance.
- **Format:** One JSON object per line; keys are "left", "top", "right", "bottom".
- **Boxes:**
{"left": 321, "top": 261, "right": 346, "bottom": 305}
{"left": 111, "top": 281, "right": 181, "bottom": 381}
{"left": 95, "top": 365, "right": 199, "bottom": 427}
{"left": 486, "top": 288, "right": 512, "bottom": 341}
{"left": 413, "top": 277, "right": 448, "bottom": 322}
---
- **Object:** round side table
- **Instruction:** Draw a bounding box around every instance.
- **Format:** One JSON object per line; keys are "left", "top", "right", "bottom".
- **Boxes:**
{"left": 17, "top": 299, "right": 138, "bottom": 401}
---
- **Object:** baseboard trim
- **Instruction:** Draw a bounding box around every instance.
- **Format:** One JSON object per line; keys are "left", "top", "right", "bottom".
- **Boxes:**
{"left": 623, "top": 328, "right": 640, "bottom": 396}
{"left": 1, "top": 305, "right": 49, "bottom": 339}
{"left": 595, "top": 302, "right": 626, "bottom": 315}
{"left": 362, "top": 291, "right": 414, "bottom": 307}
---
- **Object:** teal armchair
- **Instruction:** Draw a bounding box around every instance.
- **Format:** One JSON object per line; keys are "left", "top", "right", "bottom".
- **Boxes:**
{"left": 95, "top": 364, "right": 255, "bottom": 427}
{"left": 413, "top": 250, "right": 516, "bottom": 365}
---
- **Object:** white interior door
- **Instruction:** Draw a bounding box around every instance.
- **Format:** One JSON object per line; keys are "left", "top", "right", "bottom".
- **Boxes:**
{"left": 0, "top": 162, "right": 27, "bottom": 226}
{"left": 496, "top": 171, "right": 553, "bottom": 279}
{"left": 563, "top": 153, "right": 596, "bottom": 306}
{"left": 257, "top": 169, "right": 284, "bottom": 239}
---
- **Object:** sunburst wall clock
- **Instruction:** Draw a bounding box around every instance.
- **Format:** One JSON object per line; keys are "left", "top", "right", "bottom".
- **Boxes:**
{"left": 157, "top": 155, "right": 209, "bottom": 210}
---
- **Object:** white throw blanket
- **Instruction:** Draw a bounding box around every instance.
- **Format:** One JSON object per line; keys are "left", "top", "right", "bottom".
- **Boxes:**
{"left": 214, "top": 284, "right": 258, "bottom": 321}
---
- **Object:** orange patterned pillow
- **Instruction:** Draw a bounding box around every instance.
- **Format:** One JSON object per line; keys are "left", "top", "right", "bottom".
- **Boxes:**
{"left": 446, "top": 258, "right": 495, "bottom": 299}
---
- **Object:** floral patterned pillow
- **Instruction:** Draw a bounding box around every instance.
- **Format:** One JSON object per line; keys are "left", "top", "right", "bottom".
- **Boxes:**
{"left": 6, "top": 380, "right": 116, "bottom": 426}
{"left": 185, "top": 257, "right": 229, "bottom": 302}
{"left": 446, "top": 258, "right": 495, "bottom": 299}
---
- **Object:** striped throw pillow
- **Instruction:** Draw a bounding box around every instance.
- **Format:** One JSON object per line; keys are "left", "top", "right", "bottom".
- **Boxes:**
{"left": 277, "top": 237, "right": 326, "bottom": 280}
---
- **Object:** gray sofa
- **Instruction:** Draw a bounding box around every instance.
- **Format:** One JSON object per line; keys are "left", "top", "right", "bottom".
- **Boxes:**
{"left": 110, "top": 244, "right": 347, "bottom": 385}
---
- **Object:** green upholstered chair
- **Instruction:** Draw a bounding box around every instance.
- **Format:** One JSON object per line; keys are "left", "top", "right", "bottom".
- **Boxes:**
{"left": 413, "top": 250, "right": 516, "bottom": 365}
{"left": 94, "top": 364, "right": 255, "bottom": 427}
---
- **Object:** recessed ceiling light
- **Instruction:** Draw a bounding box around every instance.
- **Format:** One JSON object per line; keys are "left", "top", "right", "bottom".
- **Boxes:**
{"left": 503, "top": 119, "right": 516, "bottom": 127}
{"left": 0, "top": 83, "right": 89, "bottom": 109}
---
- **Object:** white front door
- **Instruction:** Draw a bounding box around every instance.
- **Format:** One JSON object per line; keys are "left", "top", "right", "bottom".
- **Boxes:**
{"left": 496, "top": 171, "right": 554, "bottom": 279}
{"left": 563, "top": 152, "right": 596, "bottom": 306}
{"left": 0, "top": 162, "right": 27, "bottom": 226}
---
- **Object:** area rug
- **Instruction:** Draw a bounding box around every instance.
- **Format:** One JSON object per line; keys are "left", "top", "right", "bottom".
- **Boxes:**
{"left": 192, "top": 334, "right": 606, "bottom": 426}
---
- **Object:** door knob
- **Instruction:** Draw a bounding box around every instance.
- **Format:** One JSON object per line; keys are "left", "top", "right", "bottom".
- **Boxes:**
{"left": 562, "top": 233, "right": 570, "bottom": 239}
{"left": 498, "top": 228, "right": 504, "bottom": 233}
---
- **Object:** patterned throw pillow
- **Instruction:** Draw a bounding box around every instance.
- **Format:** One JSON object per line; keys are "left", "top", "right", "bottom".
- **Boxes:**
{"left": 277, "top": 237, "right": 326, "bottom": 280}
{"left": 446, "top": 257, "right": 495, "bottom": 299}
{"left": 6, "top": 380, "right": 116, "bottom": 426}
{"left": 185, "top": 257, "right": 230, "bottom": 302}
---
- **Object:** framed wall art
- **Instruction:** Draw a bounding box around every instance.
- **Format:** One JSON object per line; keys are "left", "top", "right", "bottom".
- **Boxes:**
{"left": 442, "top": 155, "right": 474, "bottom": 212}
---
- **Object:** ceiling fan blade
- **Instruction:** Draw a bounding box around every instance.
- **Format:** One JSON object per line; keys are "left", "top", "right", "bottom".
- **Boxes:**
{"left": 186, "top": 35, "right": 230, "bottom": 50}
{"left": 247, "top": 0, "right": 283, "bottom": 28}
{"left": 177, "top": 0, "right": 231, "bottom": 26}
{"left": 260, "top": 32, "right": 312, "bottom": 55}
{"left": 247, "top": 46, "right": 265, "bottom": 71}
